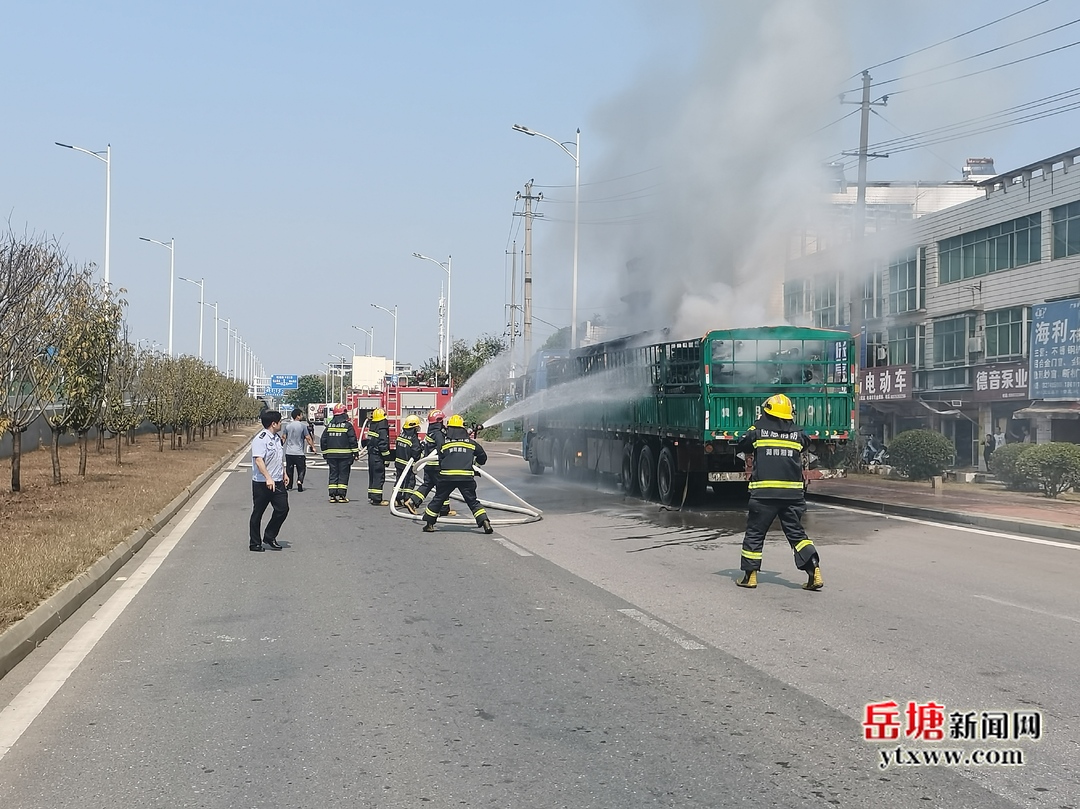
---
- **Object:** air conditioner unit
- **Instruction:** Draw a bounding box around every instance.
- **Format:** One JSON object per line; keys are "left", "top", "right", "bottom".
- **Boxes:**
{"left": 967, "top": 335, "right": 984, "bottom": 353}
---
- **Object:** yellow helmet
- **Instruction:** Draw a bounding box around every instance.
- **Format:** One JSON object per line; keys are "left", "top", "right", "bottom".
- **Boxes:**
{"left": 371, "top": 408, "right": 386, "bottom": 422}
{"left": 763, "top": 394, "right": 794, "bottom": 421}
{"left": 447, "top": 414, "right": 465, "bottom": 428}
{"left": 402, "top": 415, "right": 421, "bottom": 430}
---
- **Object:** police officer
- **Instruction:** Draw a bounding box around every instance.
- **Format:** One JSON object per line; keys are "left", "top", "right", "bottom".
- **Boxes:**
{"left": 422, "top": 414, "right": 492, "bottom": 534}
{"left": 393, "top": 414, "right": 423, "bottom": 508}
{"left": 735, "top": 393, "right": 823, "bottom": 591}
{"left": 406, "top": 409, "right": 453, "bottom": 516}
{"left": 250, "top": 410, "right": 288, "bottom": 551}
{"left": 364, "top": 408, "right": 392, "bottom": 505}
{"left": 320, "top": 403, "right": 359, "bottom": 502}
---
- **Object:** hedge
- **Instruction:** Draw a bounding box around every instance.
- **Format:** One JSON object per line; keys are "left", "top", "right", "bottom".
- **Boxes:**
{"left": 1013, "top": 442, "right": 1080, "bottom": 498}
{"left": 887, "top": 429, "right": 955, "bottom": 480}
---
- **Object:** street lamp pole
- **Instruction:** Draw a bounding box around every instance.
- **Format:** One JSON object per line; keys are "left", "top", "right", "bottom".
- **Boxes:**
{"left": 371, "top": 304, "right": 398, "bottom": 382}
{"left": 56, "top": 142, "right": 111, "bottom": 285}
{"left": 178, "top": 276, "right": 205, "bottom": 359}
{"left": 221, "top": 318, "right": 232, "bottom": 378}
{"left": 204, "top": 301, "right": 219, "bottom": 370}
{"left": 512, "top": 124, "right": 581, "bottom": 348}
{"left": 140, "top": 237, "right": 175, "bottom": 356}
{"left": 352, "top": 325, "right": 374, "bottom": 356}
{"left": 330, "top": 354, "right": 346, "bottom": 402}
{"left": 412, "top": 253, "right": 451, "bottom": 375}
{"left": 338, "top": 342, "right": 355, "bottom": 391}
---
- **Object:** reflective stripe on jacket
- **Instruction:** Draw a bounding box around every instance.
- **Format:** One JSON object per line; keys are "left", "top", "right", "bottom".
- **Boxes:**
{"left": 320, "top": 414, "right": 358, "bottom": 456}
{"left": 366, "top": 421, "right": 390, "bottom": 457}
{"left": 437, "top": 427, "right": 488, "bottom": 479}
{"left": 737, "top": 414, "right": 809, "bottom": 500}
{"left": 395, "top": 429, "right": 422, "bottom": 466}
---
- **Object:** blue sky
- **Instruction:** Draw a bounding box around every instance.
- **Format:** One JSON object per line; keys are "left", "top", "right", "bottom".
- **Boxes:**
{"left": 2, "top": 1, "right": 1077, "bottom": 379}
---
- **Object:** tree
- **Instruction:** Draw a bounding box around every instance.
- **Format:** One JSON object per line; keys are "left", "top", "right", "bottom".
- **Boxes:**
{"left": 1014, "top": 443, "right": 1080, "bottom": 498}
{"left": 292, "top": 374, "right": 329, "bottom": 410}
{"left": 542, "top": 327, "right": 570, "bottom": 351}
{"left": 449, "top": 334, "right": 507, "bottom": 387}
{"left": 887, "top": 429, "right": 955, "bottom": 480}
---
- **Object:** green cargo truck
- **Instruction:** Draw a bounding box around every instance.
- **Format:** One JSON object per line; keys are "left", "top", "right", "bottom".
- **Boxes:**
{"left": 521, "top": 325, "right": 855, "bottom": 505}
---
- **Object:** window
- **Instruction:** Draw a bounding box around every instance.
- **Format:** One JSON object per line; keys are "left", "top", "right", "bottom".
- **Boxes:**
{"left": 866, "top": 331, "right": 888, "bottom": 367}
{"left": 812, "top": 275, "right": 838, "bottom": 328}
{"left": 937, "top": 214, "right": 1041, "bottom": 283}
{"left": 1052, "top": 200, "right": 1080, "bottom": 259}
{"left": 784, "top": 279, "right": 806, "bottom": 321}
{"left": 933, "top": 316, "right": 974, "bottom": 367}
{"left": 888, "top": 248, "right": 924, "bottom": 313}
{"left": 888, "top": 324, "right": 923, "bottom": 367}
{"left": 984, "top": 307, "right": 1026, "bottom": 359}
{"left": 862, "top": 271, "right": 884, "bottom": 321}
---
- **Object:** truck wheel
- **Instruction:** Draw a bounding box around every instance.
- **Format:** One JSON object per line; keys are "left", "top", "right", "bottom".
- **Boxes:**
{"left": 638, "top": 444, "right": 658, "bottom": 500}
{"left": 527, "top": 440, "right": 545, "bottom": 475}
{"left": 622, "top": 443, "right": 640, "bottom": 496}
{"left": 656, "top": 446, "right": 685, "bottom": 506}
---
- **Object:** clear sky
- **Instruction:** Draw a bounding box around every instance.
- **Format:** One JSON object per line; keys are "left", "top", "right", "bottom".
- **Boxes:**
{"left": 2, "top": 1, "right": 1077, "bottom": 379}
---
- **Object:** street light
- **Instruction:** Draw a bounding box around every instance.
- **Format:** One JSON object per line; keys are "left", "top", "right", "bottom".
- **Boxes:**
{"left": 56, "top": 142, "right": 111, "bottom": 285}
{"left": 178, "top": 276, "right": 205, "bottom": 359}
{"left": 412, "top": 253, "right": 451, "bottom": 374}
{"left": 139, "top": 237, "right": 175, "bottom": 357}
{"left": 338, "top": 342, "right": 355, "bottom": 391}
{"left": 352, "top": 325, "right": 374, "bottom": 356}
{"left": 512, "top": 123, "right": 581, "bottom": 349}
{"left": 330, "top": 353, "right": 346, "bottom": 401}
{"left": 203, "top": 301, "right": 220, "bottom": 370}
{"left": 371, "top": 303, "right": 398, "bottom": 382}
{"left": 221, "top": 318, "right": 234, "bottom": 378}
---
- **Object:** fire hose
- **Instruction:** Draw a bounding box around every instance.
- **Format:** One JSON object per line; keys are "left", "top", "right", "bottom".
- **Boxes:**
{"left": 388, "top": 452, "right": 543, "bottom": 525}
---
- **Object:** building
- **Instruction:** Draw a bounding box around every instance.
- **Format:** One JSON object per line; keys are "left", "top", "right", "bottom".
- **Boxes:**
{"left": 785, "top": 147, "right": 1080, "bottom": 469}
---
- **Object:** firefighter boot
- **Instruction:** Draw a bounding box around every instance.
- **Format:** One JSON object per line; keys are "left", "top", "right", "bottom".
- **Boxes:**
{"left": 803, "top": 567, "right": 824, "bottom": 591}
{"left": 481, "top": 519, "right": 493, "bottom": 534}
{"left": 405, "top": 499, "right": 419, "bottom": 515}
{"left": 422, "top": 522, "right": 436, "bottom": 533}
{"left": 736, "top": 571, "right": 758, "bottom": 589}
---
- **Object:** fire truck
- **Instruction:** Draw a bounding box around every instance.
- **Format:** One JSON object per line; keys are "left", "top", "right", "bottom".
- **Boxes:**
{"left": 346, "top": 381, "right": 453, "bottom": 445}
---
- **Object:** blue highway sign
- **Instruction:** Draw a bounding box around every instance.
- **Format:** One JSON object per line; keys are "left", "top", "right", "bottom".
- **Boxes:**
{"left": 264, "top": 386, "right": 287, "bottom": 397}
{"left": 270, "top": 374, "right": 299, "bottom": 389}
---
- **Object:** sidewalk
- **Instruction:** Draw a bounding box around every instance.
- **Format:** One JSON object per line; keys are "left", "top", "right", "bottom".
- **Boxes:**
{"left": 809, "top": 473, "right": 1080, "bottom": 543}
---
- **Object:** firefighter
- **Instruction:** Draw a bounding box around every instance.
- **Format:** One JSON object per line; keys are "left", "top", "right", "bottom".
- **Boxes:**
{"left": 406, "top": 409, "right": 453, "bottom": 517}
{"left": 364, "top": 408, "right": 392, "bottom": 505}
{"left": 422, "top": 414, "right": 492, "bottom": 534}
{"left": 320, "top": 404, "right": 359, "bottom": 503}
{"left": 393, "top": 414, "right": 423, "bottom": 507}
{"left": 735, "top": 393, "right": 823, "bottom": 591}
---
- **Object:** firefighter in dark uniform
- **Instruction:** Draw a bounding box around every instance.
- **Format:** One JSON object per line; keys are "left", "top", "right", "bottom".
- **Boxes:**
{"left": 422, "top": 414, "right": 493, "bottom": 534}
{"left": 364, "top": 407, "right": 392, "bottom": 505}
{"left": 393, "top": 414, "right": 423, "bottom": 507}
{"left": 406, "top": 409, "right": 453, "bottom": 517}
{"left": 320, "top": 404, "right": 359, "bottom": 503}
{"left": 735, "top": 393, "right": 823, "bottom": 591}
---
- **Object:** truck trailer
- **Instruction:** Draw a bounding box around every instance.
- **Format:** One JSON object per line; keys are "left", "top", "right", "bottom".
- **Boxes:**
{"left": 520, "top": 325, "right": 855, "bottom": 505}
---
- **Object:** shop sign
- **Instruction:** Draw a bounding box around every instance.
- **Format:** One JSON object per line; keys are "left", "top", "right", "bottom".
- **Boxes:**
{"left": 860, "top": 365, "right": 913, "bottom": 402}
{"left": 1030, "top": 298, "right": 1080, "bottom": 400}
{"left": 972, "top": 363, "right": 1029, "bottom": 401}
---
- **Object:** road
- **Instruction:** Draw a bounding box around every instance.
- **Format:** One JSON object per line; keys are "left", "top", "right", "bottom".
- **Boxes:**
{"left": 0, "top": 445, "right": 1075, "bottom": 808}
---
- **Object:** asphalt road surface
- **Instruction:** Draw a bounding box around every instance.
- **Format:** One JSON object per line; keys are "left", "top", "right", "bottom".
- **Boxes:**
{"left": 0, "top": 445, "right": 1075, "bottom": 808}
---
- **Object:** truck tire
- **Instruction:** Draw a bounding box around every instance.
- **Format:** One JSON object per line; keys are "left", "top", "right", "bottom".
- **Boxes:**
{"left": 527, "top": 439, "right": 545, "bottom": 475}
{"left": 622, "top": 443, "right": 640, "bottom": 496}
{"left": 638, "top": 443, "right": 658, "bottom": 500}
{"left": 656, "top": 445, "right": 685, "bottom": 506}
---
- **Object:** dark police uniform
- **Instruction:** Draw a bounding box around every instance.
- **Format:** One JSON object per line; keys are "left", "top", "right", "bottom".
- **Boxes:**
{"left": 320, "top": 412, "right": 358, "bottom": 501}
{"left": 423, "top": 426, "right": 491, "bottom": 531}
{"left": 364, "top": 417, "right": 391, "bottom": 504}
{"left": 407, "top": 421, "right": 448, "bottom": 514}
{"left": 393, "top": 425, "right": 422, "bottom": 506}
{"left": 737, "top": 413, "right": 819, "bottom": 575}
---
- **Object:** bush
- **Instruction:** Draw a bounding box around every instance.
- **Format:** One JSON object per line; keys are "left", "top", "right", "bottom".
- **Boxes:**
{"left": 886, "top": 429, "right": 955, "bottom": 480}
{"left": 988, "top": 443, "right": 1035, "bottom": 490}
{"left": 1013, "top": 442, "right": 1080, "bottom": 498}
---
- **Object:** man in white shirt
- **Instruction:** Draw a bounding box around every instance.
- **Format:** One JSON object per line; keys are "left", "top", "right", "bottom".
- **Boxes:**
{"left": 250, "top": 410, "right": 289, "bottom": 551}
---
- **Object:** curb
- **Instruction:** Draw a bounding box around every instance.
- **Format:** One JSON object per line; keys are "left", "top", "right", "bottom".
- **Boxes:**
{"left": 807, "top": 492, "right": 1080, "bottom": 544}
{"left": 0, "top": 441, "right": 249, "bottom": 681}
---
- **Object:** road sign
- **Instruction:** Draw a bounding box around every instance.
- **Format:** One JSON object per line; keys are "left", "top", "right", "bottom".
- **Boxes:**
{"left": 270, "top": 374, "right": 299, "bottom": 389}
{"left": 264, "top": 386, "right": 287, "bottom": 397}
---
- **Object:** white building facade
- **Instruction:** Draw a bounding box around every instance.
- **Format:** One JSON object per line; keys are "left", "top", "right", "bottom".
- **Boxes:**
{"left": 786, "top": 148, "right": 1080, "bottom": 470}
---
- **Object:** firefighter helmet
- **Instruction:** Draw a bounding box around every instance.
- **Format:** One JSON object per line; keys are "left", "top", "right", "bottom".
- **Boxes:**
{"left": 447, "top": 414, "right": 465, "bottom": 428}
{"left": 332, "top": 404, "right": 346, "bottom": 415}
{"left": 371, "top": 408, "right": 386, "bottom": 421}
{"left": 402, "top": 415, "right": 421, "bottom": 430}
{"left": 762, "top": 394, "right": 794, "bottom": 421}
{"left": 428, "top": 409, "right": 445, "bottom": 424}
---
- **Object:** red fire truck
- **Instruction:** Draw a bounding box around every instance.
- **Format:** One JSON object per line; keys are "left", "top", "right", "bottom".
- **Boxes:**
{"left": 347, "top": 382, "right": 453, "bottom": 444}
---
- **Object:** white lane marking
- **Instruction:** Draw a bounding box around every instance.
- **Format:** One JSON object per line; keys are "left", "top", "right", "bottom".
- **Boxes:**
{"left": 490, "top": 536, "right": 532, "bottom": 557}
{"left": 973, "top": 595, "right": 1080, "bottom": 625}
{"left": 0, "top": 471, "right": 232, "bottom": 762}
{"left": 816, "top": 503, "right": 1080, "bottom": 551}
{"left": 618, "top": 608, "right": 705, "bottom": 650}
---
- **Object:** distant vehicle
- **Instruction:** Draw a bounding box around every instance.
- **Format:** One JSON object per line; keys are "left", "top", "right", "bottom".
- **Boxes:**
{"left": 347, "top": 383, "right": 452, "bottom": 446}
{"left": 308, "top": 403, "right": 326, "bottom": 425}
{"left": 520, "top": 325, "right": 856, "bottom": 505}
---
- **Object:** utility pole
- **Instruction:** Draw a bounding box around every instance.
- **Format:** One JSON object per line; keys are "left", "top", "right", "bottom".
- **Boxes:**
{"left": 514, "top": 180, "right": 543, "bottom": 364}
{"left": 508, "top": 240, "right": 519, "bottom": 377}
{"left": 841, "top": 70, "right": 888, "bottom": 439}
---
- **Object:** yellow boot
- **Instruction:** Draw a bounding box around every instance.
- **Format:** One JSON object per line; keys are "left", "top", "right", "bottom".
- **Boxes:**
{"left": 736, "top": 571, "right": 758, "bottom": 588}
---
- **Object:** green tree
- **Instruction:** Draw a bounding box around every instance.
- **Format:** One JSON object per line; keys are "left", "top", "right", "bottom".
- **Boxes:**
{"left": 449, "top": 334, "right": 507, "bottom": 387}
{"left": 1014, "top": 442, "right": 1080, "bottom": 498}
{"left": 542, "top": 327, "right": 570, "bottom": 351}
{"left": 887, "top": 429, "right": 955, "bottom": 480}
{"left": 292, "top": 374, "right": 329, "bottom": 410}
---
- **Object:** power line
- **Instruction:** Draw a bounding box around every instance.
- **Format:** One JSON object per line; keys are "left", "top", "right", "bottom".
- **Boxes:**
{"left": 533, "top": 166, "right": 658, "bottom": 189}
{"left": 869, "top": 109, "right": 963, "bottom": 174}
{"left": 850, "top": 0, "right": 1052, "bottom": 79}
